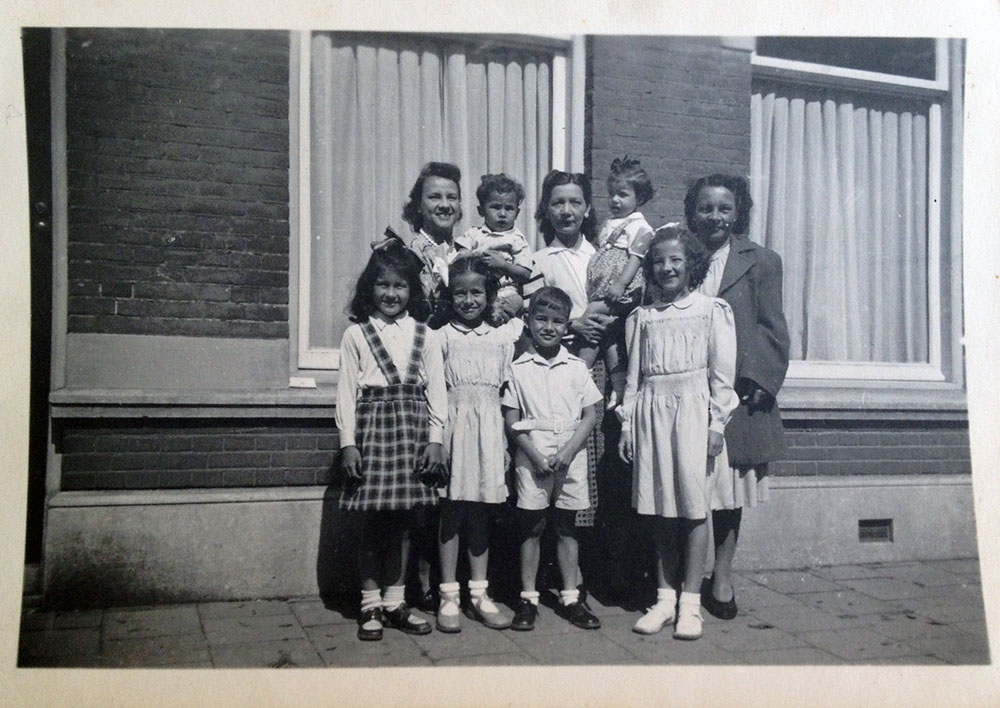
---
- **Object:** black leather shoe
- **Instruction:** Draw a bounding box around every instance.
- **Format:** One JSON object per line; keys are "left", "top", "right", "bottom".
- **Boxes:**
{"left": 700, "top": 576, "right": 738, "bottom": 620}
{"left": 564, "top": 600, "right": 601, "bottom": 630}
{"left": 511, "top": 599, "right": 537, "bottom": 631}
{"left": 382, "top": 603, "right": 432, "bottom": 635}
{"left": 357, "top": 607, "right": 383, "bottom": 641}
{"left": 414, "top": 588, "right": 437, "bottom": 614}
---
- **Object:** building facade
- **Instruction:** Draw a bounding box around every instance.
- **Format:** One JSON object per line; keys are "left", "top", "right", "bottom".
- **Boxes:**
{"left": 27, "top": 29, "right": 971, "bottom": 607}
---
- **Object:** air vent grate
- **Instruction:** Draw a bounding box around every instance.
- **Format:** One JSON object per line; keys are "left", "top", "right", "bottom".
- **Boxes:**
{"left": 858, "top": 518, "right": 893, "bottom": 543}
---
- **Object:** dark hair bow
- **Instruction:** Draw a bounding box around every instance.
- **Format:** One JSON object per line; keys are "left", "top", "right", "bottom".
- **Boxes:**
{"left": 370, "top": 226, "right": 405, "bottom": 251}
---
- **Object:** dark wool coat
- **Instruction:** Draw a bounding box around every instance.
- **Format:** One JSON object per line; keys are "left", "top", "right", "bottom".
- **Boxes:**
{"left": 717, "top": 236, "right": 790, "bottom": 466}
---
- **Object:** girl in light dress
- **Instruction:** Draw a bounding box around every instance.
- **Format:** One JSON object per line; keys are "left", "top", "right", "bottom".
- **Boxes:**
{"left": 433, "top": 254, "right": 523, "bottom": 633}
{"left": 617, "top": 226, "right": 738, "bottom": 641}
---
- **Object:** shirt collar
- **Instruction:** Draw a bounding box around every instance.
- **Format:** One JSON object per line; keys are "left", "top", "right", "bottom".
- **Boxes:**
{"left": 546, "top": 235, "right": 595, "bottom": 256}
{"left": 514, "top": 345, "right": 574, "bottom": 368}
{"left": 650, "top": 289, "right": 697, "bottom": 311}
{"left": 449, "top": 319, "right": 492, "bottom": 336}
{"left": 370, "top": 312, "right": 408, "bottom": 330}
{"left": 709, "top": 241, "right": 731, "bottom": 263}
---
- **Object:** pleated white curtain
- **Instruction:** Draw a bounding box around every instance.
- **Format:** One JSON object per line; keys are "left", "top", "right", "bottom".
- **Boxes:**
{"left": 309, "top": 33, "right": 552, "bottom": 351}
{"left": 750, "top": 87, "right": 929, "bottom": 363}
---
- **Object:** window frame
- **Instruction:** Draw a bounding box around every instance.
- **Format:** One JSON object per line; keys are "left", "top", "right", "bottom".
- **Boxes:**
{"left": 750, "top": 38, "right": 963, "bottom": 397}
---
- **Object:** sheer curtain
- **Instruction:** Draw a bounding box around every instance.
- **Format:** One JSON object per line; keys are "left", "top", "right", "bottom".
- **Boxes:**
{"left": 309, "top": 33, "right": 552, "bottom": 352}
{"left": 750, "top": 82, "right": 929, "bottom": 363}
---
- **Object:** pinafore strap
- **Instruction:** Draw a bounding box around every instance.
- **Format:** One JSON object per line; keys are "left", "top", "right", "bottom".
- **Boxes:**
{"left": 358, "top": 319, "right": 426, "bottom": 387}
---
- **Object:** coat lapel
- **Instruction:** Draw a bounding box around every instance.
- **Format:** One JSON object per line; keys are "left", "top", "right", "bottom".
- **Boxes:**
{"left": 718, "top": 237, "right": 755, "bottom": 296}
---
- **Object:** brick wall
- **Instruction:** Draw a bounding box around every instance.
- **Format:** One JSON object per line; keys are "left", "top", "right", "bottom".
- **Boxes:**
{"left": 65, "top": 29, "right": 290, "bottom": 338}
{"left": 586, "top": 36, "right": 751, "bottom": 228}
{"left": 772, "top": 420, "right": 971, "bottom": 477}
{"left": 56, "top": 421, "right": 338, "bottom": 490}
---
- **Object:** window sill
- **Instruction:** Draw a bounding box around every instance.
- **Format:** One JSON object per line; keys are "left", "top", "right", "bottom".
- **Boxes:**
{"left": 778, "top": 380, "right": 967, "bottom": 421}
{"left": 50, "top": 386, "right": 337, "bottom": 419}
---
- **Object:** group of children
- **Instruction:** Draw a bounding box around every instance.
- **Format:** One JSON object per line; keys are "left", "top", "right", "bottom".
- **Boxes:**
{"left": 335, "top": 158, "right": 740, "bottom": 643}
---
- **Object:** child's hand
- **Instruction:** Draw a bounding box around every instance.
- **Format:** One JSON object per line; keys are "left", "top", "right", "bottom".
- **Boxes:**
{"left": 529, "top": 450, "right": 554, "bottom": 477}
{"left": 340, "top": 446, "right": 363, "bottom": 480}
{"left": 617, "top": 436, "right": 633, "bottom": 464}
{"left": 707, "top": 430, "right": 725, "bottom": 458}
{"left": 418, "top": 442, "right": 449, "bottom": 487}
{"left": 548, "top": 446, "right": 576, "bottom": 475}
{"left": 480, "top": 249, "right": 508, "bottom": 271}
{"left": 606, "top": 281, "right": 626, "bottom": 301}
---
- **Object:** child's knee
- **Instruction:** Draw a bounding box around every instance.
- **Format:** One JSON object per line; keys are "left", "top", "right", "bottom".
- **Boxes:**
{"left": 553, "top": 508, "right": 579, "bottom": 540}
{"left": 516, "top": 508, "right": 546, "bottom": 541}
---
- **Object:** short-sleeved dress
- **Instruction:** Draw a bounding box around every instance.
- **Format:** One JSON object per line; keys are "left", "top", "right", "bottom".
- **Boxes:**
{"left": 587, "top": 212, "right": 653, "bottom": 315}
{"left": 438, "top": 318, "right": 523, "bottom": 504}
{"left": 620, "top": 291, "right": 739, "bottom": 519}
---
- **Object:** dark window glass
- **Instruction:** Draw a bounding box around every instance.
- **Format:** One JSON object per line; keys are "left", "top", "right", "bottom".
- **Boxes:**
{"left": 756, "top": 37, "right": 937, "bottom": 80}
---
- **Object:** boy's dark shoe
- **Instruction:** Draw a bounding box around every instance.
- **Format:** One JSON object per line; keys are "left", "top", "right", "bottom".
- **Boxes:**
{"left": 564, "top": 600, "right": 601, "bottom": 630}
{"left": 414, "top": 587, "right": 438, "bottom": 614}
{"left": 382, "top": 603, "right": 432, "bottom": 635}
{"left": 511, "top": 599, "right": 538, "bottom": 631}
{"left": 357, "top": 607, "right": 384, "bottom": 641}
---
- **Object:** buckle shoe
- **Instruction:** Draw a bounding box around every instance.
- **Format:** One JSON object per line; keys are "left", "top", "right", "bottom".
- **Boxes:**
{"left": 510, "top": 599, "right": 537, "bottom": 631}
{"left": 382, "top": 602, "right": 432, "bottom": 635}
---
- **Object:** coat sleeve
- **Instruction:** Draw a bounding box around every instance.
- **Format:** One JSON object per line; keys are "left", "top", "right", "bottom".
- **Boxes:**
{"left": 740, "top": 247, "right": 790, "bottom": 397}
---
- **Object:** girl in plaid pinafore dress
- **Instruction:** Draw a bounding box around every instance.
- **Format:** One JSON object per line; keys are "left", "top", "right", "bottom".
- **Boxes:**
{"left": 336, "top": 239, "right": 448, "bottom": 641}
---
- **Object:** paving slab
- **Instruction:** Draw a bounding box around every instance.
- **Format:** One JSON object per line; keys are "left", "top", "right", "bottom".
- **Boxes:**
{"left": 791, "top": 589, "right": 901, "bottom": 618}
{"left": 838, "top": 577, "right": 944, "bottom": 601}
{"left": 746, "top": 603, "right": 870, "bottom": 633}
{"left": 304, "top": 622, "right": 435, "bottom": 667}
{"left": 871, "top": 561, "right": 978, "bottom": 587}
{"left": 508, "top": 626, "right": 639, "bottom": 664}
{"left": 808, "top": 564, "right": 894, "bottom": 581}
{"left": 703, "top": 618, "right": 810, "bottom": 653}
{"left": 867, "top": 613, "right": 967, "bottom": 642}
{"left": 103, "top": 605, "right": 202, "bottom": 640}
{"left": 734, "top": 581, "right": 803, "bottom": 612}
{"left": 202, "top": 613, "right": 307, "bottom": 646}
{"left": 798, "top": 626, "right": 921, "bottom": 662}
{"left": 101, "top": 632, "right": 211, "bottom": 668}
{"left": 743, "top": 570, "right": 845, "bottom": 594}
{"left": 197, "top": 599, "right": 294, "bottom": 620}
{"left": 614, "top": 630, "right": 746, "bottom": 665}
{"left": 18, "top": 627, "right": 101, "bottom": 662}
{"left": 434, "top": 651, "right": 539, "bottom": 666}
{"left": 19, "top": 609, "right": 104, "bottom": 632}
{"left": 730, "top": 646, "right": 846, "bottom": 664}
{"left": 209, "top": 638, "right": 325, "bottom": 668}
{"left": 288, "top": 599, "right": 351, "bottom": 628}
{"left": 895, "top": 592, "right": 987, "bottom": 625}
{"left": 408, "top": 621, "right": 522, "bottom": 661}
{"left": 904, "top": 634, "right": 991, "bottom": 665}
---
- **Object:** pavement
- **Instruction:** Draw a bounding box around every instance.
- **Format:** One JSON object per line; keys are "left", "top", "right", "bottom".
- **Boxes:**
{"left": 17, "top": 558, "right": 989, "bottom": 668}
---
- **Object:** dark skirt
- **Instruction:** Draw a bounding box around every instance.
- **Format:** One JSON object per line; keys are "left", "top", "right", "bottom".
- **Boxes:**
{"left": 340, "top": 383, "right": 439, "bottom": 511}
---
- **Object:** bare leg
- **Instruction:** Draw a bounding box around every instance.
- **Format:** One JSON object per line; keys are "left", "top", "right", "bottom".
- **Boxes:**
{"left": 711, "top": 508, "right": 741, "bottom": 601}
{"left": 556, "top": 535, "right": 580, "bottom": 592}
{"left": 651, "top": 517, "right": 681, "bottom": 591}
{"left": 384, "top": 512, "right": 410, "bottom": 589}
{"left": 466, "top": 511, "right": 491, "bottom": 582}
{"left": 439, "top": 529, "right": 460, "bottom": 585}
{"left": 520, "top": 535, "right": 541, "bottom": 592}
{"left": 682, "top": 518, "right": 709, "bottom": 594}
{"left": 358, "top": 512, "right": 382, "bottom": 592}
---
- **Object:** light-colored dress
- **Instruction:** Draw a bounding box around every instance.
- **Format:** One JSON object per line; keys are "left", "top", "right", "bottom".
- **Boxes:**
{"left": 438, "top": 318, "right": 523, "bottom": 504}
{"left": 620, "top": 291, "right": 738, "bottom": 519}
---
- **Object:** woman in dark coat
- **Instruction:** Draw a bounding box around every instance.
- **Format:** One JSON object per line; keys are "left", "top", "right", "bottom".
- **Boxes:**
{"left": 685, "top": 174, "right": 790, "bottom": 619}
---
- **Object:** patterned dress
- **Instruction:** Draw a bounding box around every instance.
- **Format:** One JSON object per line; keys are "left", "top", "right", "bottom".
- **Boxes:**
{"left": 340, "top": 320, "right": 439, "bottom": 511}
{"left": 438, "top": 319, "right": 522, "bottom": 503}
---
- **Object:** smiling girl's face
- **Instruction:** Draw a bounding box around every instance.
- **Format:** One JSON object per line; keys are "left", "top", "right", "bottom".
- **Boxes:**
{"left": 420, "top": 176, "right": 461, "bottom": 241}
{"left": 546, "top": 183, "right": 590, "bottom": 246}
{"left": 373, "top": 267, "right": 410, "bottom": 319}
{"left": 450, "top": 270, "right": 488, "bottom": 326}
{"left": 650, "top": 238, "right": 690, "bottom": 302}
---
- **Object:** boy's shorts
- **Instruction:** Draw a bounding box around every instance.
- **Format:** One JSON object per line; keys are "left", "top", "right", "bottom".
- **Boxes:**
{"left": 513, "top": 430, "right": 590, "bottom": 511}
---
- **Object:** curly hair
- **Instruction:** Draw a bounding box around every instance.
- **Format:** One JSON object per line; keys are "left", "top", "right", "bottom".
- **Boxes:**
{"left": 607, "top": 156, "right": 655, "bottom": 206}
{"left": 683, "top": 173, "right": 753, "bottom": 236}
{"left": 643, "top": 224, "right": 711, "bottom": 293}
{"left": 533, "top": 170, "right": 598, "bottom": 245}
{"left": 347, "top": 238, "right": 431, "bottom": 323}
{"left": 402, "top": 162, "right": 463, "bottom": 233}
{"left": 428, "top": 252, "right": 503, "bottom": 329}
{"left": 475, "top": 173, "right": 525, "bottom": 207}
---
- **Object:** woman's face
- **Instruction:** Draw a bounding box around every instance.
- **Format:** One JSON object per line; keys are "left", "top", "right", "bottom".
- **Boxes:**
{"left": 420, "top": 176, "right": 461, "bottom": 240}
{"left": 546, "top": 183, "right": 590, "bottom": 245}
{"left": 692, "top": 185, "right": 737, "bottom": 249}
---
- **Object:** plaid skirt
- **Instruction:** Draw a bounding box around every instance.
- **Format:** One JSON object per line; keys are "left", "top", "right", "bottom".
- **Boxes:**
{"left": 340, "top": 383, "right": 439, "bottom": 512}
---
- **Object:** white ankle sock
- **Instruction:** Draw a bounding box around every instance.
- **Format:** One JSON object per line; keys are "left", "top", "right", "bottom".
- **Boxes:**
{"left": 361, "top": 588, "right": 381, "bottom": 613}
{"left": 559, "top": 588, "right": 580, "bottom": 606}
{"left": 438, "top": 582, "right": 461, "bottom": 616}
{"left": 679, "top": 590, "right": 700, "bottom": 607}
{"left": 468, "top": 579, "right": 498, "bottom": 612}
{"left": 382, "top": 584, "right": 405, "bottom": 610}
{"left": 656, "top": 588, "right": 675, "bottom": 604}
{"left": 520, "top": 590, "right": 540, "bottom": 606}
